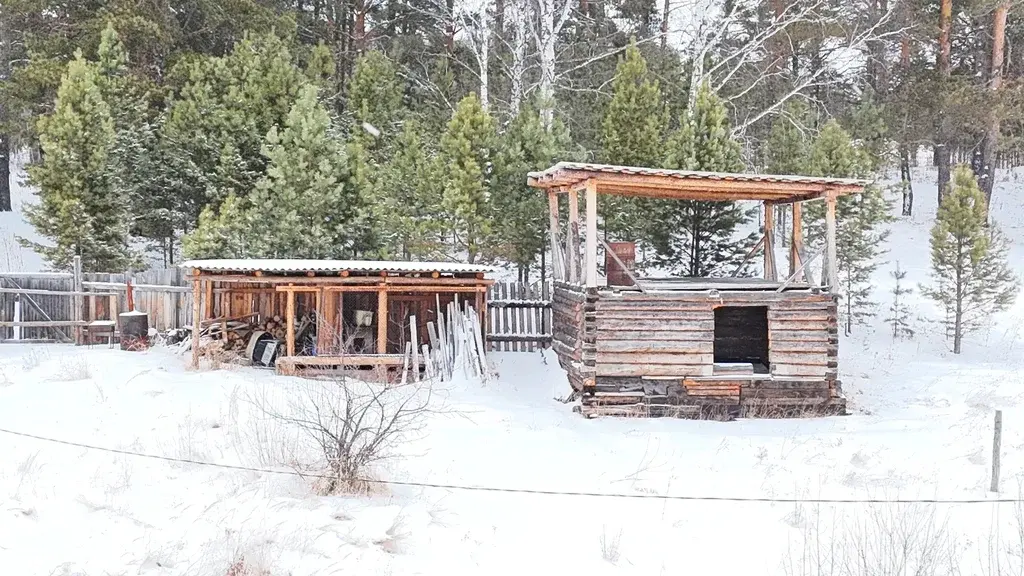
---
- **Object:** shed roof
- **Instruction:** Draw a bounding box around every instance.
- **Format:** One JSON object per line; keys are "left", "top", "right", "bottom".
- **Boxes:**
{"left": 181, "top": 259, "right": 497, "bottom": 275}
{"left": 527, "top": 162, "right": 866, "bottom": 202}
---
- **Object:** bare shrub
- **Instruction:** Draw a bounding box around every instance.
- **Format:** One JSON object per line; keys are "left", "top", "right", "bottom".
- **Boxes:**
{"left": 21, "top": 348, "right": 48, "bottom": 371}
{"left": 375, "top": 513, "right": 409, "bottom": 554}
{"left": 255, "top": 373, "right": 438, "bottom": 495}
{"left": 599, "top": 526, "right": 622, "bottom": 564}
{"left": 784, "top": 502, "right": 960, "bottom": 576}
{"left": 52, "top": 355, "right": 90, "bottom": 382}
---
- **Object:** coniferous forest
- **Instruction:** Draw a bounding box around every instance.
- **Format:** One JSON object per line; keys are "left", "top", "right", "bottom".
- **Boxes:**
{"left": 0, "top": 0, "right": 1021, "bottom": 299}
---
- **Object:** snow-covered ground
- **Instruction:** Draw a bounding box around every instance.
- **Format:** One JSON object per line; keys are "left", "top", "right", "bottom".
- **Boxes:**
{"left": 3, "top": 166, "right": 1024, "bottom": 575}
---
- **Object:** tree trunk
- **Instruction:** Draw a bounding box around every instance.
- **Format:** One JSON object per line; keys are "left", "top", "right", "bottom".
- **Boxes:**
{"left": 900, "top": 145, "right": 913, "bottom": 216}
{"left": 0, "top": 134, "right": 10, "bottom": 212}
{"left": 936, "top": 0, "right": 953, "bottom": 204}
{"left": 537, "top": 0, "right": 557, "bottom": 128}
{"left": 446, "top": 0, "right": 456, "bottom": 53}
{"left": 981, "top": 2, "right": 1009, "bottom": 211}
{"left": 660, "top": 0, "right": 670, "bottom": 48}
{"left": 496, "top": 0, "right": 505, "bottom": 32}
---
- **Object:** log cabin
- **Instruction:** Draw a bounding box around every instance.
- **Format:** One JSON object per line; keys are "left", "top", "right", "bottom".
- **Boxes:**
{"left": 527, "top": 162, "right": 867, "bottom": 419}
{"left": 182, "top": 259, "right": 495, "bottom": 375}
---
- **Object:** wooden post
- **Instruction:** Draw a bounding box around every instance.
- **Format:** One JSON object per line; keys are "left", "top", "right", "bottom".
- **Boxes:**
{"left": 825, "top": 194, "right": 839, "bottom": 290}
{"left": 790, "top": 202, "right": 805, "bottom": 282}
{"left": 991, "top": 410, "right": 1003, "bottom": 492}
{"left": 204, "top": 279, "right": 214, "bottom": 319}
{"left": 72, "top": 255, "right": 83, "bottom": 345}
{"left": 377, "top": 287, "right": 388, "bottom": 354}
{"left": 314, "top": 288, "right": 325, "bottom": 355}
{"left": 191, "top": 277, "right": 201, "bottom": 368}
{"left": 548, "top": 192, "right": 562, "bottom": 281}
{"left": 585, "top": 179, "right": 598, "bottom": 288}
{"left": 285, "top": 288, "right": 296, "bottom": 357}
{"left": 568, "top": 190, "right": 580, "bottom": 283}
{"left": 763, "top": 201, "right": 777, "bottom": 281}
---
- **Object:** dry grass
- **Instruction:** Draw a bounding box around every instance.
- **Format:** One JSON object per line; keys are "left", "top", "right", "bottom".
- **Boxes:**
{"left": 52, "top": 355, "right": 90, "bottom": 382}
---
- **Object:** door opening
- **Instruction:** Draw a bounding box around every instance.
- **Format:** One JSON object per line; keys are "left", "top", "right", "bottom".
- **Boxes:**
{"left": 713, "top": 306, "right": 769, "bottom": 373}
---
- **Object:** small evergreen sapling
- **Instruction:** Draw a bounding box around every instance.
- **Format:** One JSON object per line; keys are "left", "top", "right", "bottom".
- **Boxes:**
{"left": 887, "top": 262, "right": 914, "bottom": 339}
{"left": 922, "top": 165, "right": 1019, "bottom": 353}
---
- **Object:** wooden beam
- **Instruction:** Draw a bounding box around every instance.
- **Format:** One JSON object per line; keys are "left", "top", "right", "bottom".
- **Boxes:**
{"left": 377, "top": 288, "right": 388, "bottom": 354}
{"left": 191, "top": 278, "right": 201, "bottom": 368}
{"left": 202, "top": 275, "right": 492, "bottom": 286}
{"left": 763, "top": 202, "right": 777, "bottom": 281}
{"left": 529, "top": 171, "right": 864, "bottom": 199}
{"left": 204, "top": 279, "right": 214, "bottom": 318}
{"left": 585, "top": 179, "right": 598, "bottom": 288}
{"left": 568, "top": 189, "right": 580, "bottom": 283}
{"left": 0, "top": 321, "right": 88, "bottom": 327}
{"left": 286, "top": 289, "right": 296, "bottom": 357}
{"left": 790, "top": 201, "right": 805, "bottom": 282}
{"left": 825, "top": 194, "right": 838, "bottom": 290}
{"left": 548, "top": 191, "right": 563, "bottom": 280}
{"left": 73, "top": 255, "right": 83, "bottom": 344}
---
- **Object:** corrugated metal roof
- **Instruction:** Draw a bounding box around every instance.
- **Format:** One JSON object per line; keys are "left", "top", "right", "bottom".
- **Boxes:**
{"left": 180, "top": 259, "right": 497, "bottom": 275}
{"left": 527, "top": 162, "right": 867, "bottom": 187}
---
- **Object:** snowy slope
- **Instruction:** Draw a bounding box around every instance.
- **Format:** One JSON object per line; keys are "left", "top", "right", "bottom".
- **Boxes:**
{"left": 1, "top": 167, "right": 1024, "bottom": 575}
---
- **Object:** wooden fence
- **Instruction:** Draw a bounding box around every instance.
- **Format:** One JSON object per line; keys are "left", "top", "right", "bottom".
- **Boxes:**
{"left": 1, "top": 267, "right": 551, "bottom": 351}
{"left": 0, "top": 264, "right": 192, "bottom": 342}
{"left": 486, "top": 281, "right": 552, "bottom": 352}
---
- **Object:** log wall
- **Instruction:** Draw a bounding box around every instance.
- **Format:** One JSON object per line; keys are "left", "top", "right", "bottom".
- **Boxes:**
{"left": 549, "top": 286, "right": 844, "bottom": 419}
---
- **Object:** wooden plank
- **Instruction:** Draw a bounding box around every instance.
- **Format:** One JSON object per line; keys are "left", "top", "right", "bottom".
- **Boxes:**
{"left": 764, "top": 202, "right": 777, "bottom": 281}
{"left": 769, "top": 320, "right": 835, "bottom": 331}
{"left": 597, "top": 340, "right": 713, "bottom": 353}
{"left": 548, "top": 191, "right": 562, "bottom": 281}
{"left": 791, "top": 201, "right": 805, "bottom": 282}
{"left": 377, "top": 288, "right": 388, "bottom": 354}
{"left": 276, "top": 354, "right": 424, "bottom": 368}
{"left": 769, "top": 330, "right": 830, "bottom": 342}
{"left": 597, "top": 311, "right": 712, "bottom": 321}
{"left": 767, "top": 309, "right": 832, "bottom": 321}
{"left": 597, "top": 329, "right": 715, "bottom": 341}
{"left": 825, "top": 194, "right": 838, "bottom": 289}
{"left": 595, "top": 319, "right": 715, "bottom": 331}
{"left": 585, "top": 179, "right": 598, "bottom": 287}
{"left": 772, "top": 364, "right": 829, "bottom": 377}
{"left": 568, "top": 189, "right": 579, "bottom": 283}
{"left": 769, "top": 352, "right": 829, "bottom": 365}
{"left": 597, "top": 352, "right": 713, "bottom": 365}
{"left": 286, "top": 289, "right": 296, "bottom": 357}
{"left": 0, "top": 321, "right": 88, "bottom": 327}
{"left": 596, "top": 363, "right": 713, "bottom": 377}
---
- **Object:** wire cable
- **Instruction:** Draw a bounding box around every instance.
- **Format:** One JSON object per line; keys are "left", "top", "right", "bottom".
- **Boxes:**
{"left": 0, "top": 425, "right": 1017, "bottom": 504}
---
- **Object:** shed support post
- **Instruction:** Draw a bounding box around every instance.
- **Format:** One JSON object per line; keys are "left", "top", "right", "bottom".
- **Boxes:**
{"left": 72, "top": 255, "right": 82, "bottom": 345}
{"left": 825, "top": 193, "right": 839, "bottom": 290}
{"left": 377, "top": 287, "right": 388, "bottom": 354}
{"left": 285, "top": 288, "right": 296, "bottom": 357}
{"left": 585, "top": 179, "right": 598, "bottom": 288}
{"left": 790, "top": 202, "right": 805, "bottom": 282}
{"left": 548, "top": 192, "right": 562, "bottom": 281}
{"left": 191, "top": 276, "right": 201, "bottom": 368}
{"left": 763, "top": 202, "right": 777, "bottom": 281}
{"left": 568, "top": 189, "right": 580, "bottom": 283}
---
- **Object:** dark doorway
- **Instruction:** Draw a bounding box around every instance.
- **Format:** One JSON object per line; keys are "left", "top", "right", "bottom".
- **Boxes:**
{"left": 713, "top": 306, "right": 769, "bottom": 373}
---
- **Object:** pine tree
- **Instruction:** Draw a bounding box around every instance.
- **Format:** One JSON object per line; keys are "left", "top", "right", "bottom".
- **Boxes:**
{"left": 806, "top": 120, "right": 893, "bottom": 335}
{"left": 847, "top": 89, "right": 888, "bottom": 174}
{"left": 374, "top": 120, "right": 444, "bottom": 259}
{"left": 439, "top": 93, "right": 497, "bottom": 263}
{"left": 887, "top": 262, "right": 914, "bottom": 339}
{"left": 652, "top": 83, "right": 754, "bottom": 277}
{"left": 923, "top": 165, "right": 1019, "bottom": 354}
{"left": 21, "top": 53, "right": 138, "bottom": 272}
{"left": 249, "top": 85, "right": 362, "bottom": 258}
{"left": 763, "top": 101, "right": 810, "bottom": 175}
{"left": 181, "top": 193, "right": 249, "bottom": 259}
{"left": 492, "top": 102, "right": 572, "bottom": 279}
{"left": 347, "top": 50, "right": 405, "bottom": 144}
{"left": 600, "top": 38, "right": 667, "bottom": 241}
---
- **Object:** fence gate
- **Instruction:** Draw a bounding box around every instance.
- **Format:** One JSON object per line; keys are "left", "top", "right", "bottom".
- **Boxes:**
{"left": 486, "top": 281, "right": 552, "bottom": 352}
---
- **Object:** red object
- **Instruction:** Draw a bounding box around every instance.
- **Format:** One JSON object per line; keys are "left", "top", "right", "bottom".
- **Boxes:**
{"left": 126, "top": 278, "right": 135, "bottom": 311}
{"left": 606, "top": 241, "right": 637, "bottom": 287}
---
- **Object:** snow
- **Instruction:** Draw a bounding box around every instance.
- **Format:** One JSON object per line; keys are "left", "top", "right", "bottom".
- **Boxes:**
{"left": 183, "top": 259, "right": 498, "bottom": 274}
{"left": 2, "top": 166, "right": 1024, "bottom": 575}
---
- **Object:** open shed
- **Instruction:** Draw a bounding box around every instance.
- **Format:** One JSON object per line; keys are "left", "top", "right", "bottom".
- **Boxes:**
{"left": 183, "top": 259, "right": 495, "bottom": 375}
{"left": 527, "top": 162, "right": 867, "bottom": 418}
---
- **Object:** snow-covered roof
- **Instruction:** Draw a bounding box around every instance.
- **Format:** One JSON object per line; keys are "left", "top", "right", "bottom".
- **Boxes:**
{"left": 527, "top": 162, "right": 866, "bottom": 201}
{"left": 180, "top": 259, "right": 497, "bottom": 275}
